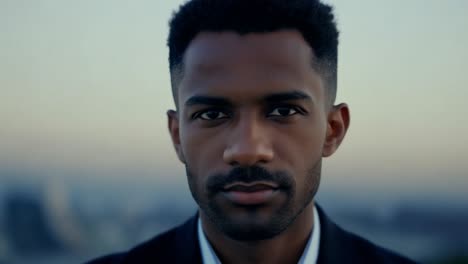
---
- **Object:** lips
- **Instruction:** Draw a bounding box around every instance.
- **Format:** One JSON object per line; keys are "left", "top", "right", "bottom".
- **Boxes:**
{"left": 222, "top": 182, "right": 280, "bottom": 205}
{"left": 223, "top": 181, "right": 279, "bottom": 191}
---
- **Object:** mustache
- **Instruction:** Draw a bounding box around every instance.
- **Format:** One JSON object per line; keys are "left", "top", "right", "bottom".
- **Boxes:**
{"left": 206, "top": 166, "right": 293, "bottom": 194}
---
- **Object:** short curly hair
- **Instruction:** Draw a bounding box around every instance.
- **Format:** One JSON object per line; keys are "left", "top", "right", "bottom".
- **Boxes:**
{"left": 168, "top": 0, "right": 339, "bottom": 105}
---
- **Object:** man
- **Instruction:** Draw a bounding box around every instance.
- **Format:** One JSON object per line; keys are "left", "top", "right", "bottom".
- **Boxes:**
{"left": 89, "top": 0, "right": 418, "bottom": 263}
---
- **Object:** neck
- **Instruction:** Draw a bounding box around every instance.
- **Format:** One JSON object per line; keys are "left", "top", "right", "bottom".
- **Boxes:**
{"left": 200, "top": 201, "right": 315, "bottom": 264}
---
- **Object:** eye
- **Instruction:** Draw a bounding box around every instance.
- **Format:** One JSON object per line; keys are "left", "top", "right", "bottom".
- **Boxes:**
{"left": 196, "top": 110, "right": 229, "bottom": 120}
{"left": 268, "top": 106, "right": 300, "bottom": 117}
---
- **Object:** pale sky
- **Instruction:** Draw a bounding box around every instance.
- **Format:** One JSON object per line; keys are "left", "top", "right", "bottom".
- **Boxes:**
{"left": 1, "top": 0, "right": 467, "bottom": 197}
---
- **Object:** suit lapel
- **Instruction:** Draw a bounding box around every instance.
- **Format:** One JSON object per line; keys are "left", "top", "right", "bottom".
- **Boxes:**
{"left": 316, "top": 205, "right": 354, "bottom": 264}
{"left": 174, "top": 213, "right": 203, "bottom": 264}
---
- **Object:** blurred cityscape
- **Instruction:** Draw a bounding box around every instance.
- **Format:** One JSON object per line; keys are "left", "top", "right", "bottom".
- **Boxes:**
{"left": 0, "top": 168, "right": 467, "bottom": 264}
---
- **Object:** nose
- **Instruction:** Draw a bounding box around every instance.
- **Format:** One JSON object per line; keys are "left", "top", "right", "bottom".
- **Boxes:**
{"left": 223, "top": 115, "right": 274, "bottom": 166}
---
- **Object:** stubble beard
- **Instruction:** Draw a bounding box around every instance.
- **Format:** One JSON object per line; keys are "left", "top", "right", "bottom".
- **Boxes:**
{"left": 185, "top": 160, "right": 322, "bottom": 241}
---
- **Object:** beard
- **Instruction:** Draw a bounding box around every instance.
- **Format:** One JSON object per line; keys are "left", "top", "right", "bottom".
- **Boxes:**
{"left": 185, "top": 161, "right": 321, "bottom": 241}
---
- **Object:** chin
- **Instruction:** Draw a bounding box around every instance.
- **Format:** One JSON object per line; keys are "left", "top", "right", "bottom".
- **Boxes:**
{"left": 207, "top": 206, "right": 294, "bottom": 241}
{"left": 221, "top": 221, "right": 286, "bottom": 241}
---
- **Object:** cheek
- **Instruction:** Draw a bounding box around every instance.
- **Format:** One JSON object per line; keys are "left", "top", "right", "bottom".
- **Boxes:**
{"left": 180, "top": 124, "right": 226, "bottom": 175}
{"left": 274, "top": 119, "right": 327, "bottom": 171}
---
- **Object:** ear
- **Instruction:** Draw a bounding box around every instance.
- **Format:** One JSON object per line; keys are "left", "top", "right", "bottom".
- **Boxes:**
{"left": 167, "top": 110, "right": 186, "bottom": 163}
{"left": 322, "top": 103, "right": 350, "bottom": 157}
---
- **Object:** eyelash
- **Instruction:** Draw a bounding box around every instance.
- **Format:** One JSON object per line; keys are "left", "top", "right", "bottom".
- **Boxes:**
{"left": 191, "top": 108, "right": 230, "bottom": 120}
{"left": 267, "top": 105, "right": 307, "bottom": 117}
{"left": 191, "top": 105, "right": 307, "bottom": 121}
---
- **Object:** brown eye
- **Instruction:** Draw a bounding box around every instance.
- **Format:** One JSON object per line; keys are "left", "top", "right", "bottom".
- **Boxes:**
{"left": 198, "top": 110, "right": 229, "bottom": 120}
{"left": 268, "top": 107, "right": 299, "bottom": 117}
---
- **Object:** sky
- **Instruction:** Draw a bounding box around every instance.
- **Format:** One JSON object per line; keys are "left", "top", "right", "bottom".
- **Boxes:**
{"left": 1, "top": 0, "right": 467, "bottom": 198}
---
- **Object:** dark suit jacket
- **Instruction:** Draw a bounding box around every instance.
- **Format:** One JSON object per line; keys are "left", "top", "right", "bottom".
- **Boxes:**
{"left": 87, "top": 206, "right": 418, "bottom": 264}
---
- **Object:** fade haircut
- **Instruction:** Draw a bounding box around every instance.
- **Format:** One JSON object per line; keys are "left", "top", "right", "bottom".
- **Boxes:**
{"left": 168, "top": 0, "right": 339, "bottom": 106}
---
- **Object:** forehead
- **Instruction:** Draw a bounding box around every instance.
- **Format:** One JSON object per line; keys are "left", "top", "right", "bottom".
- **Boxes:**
{"left": 177, "top": 30, "right": 323, "bottom": 104}
{"left": 183, "top": 30, "right": 315, "bottom": 76}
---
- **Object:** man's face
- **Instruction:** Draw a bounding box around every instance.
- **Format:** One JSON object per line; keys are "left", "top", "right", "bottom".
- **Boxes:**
{"left": 168, "top": 30, "right": 348, "bottom": 241}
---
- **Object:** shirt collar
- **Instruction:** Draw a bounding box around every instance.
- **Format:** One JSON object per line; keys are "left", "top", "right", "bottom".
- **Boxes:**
{"left": 197, "top": 205, "right": 321, "bottom": 264}
{"left": 198, "top": 215, "right": 222, "bottom": 264}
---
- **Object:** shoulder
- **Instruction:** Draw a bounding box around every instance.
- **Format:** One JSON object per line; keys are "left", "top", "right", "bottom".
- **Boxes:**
{"left": 85, "top": 227, "right": 178, "bottom": 264}
{"left": 85, "top": 215, "right": 200, "bottom": 264}
{"left": 316, "top": 205, "right": 419, "bottom": 264}
{"left": 342, "top": 228, "right": 419, "bottom": 264}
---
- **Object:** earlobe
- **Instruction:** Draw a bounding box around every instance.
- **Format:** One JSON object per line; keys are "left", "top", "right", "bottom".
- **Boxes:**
{"left": 167, "top": 110, "right": 186, "bottom": 163}
{"left": 322, "top": 103, "right": 350, "bottom": 157}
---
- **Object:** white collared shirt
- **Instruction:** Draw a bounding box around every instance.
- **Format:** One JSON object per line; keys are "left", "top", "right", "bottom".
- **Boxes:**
{"left": 198, "top": 206, "right": 321, "bottom": 264}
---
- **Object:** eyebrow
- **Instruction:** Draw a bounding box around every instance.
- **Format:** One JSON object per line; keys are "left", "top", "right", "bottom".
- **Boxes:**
{"left": 184, "top": 96, "right": 232, "bottom": 107}
{"left": 184, "top": 90, "right": 312, "bottom": 107}
{"left": 262, "top": 91, "right": 312, "bottom": 103}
